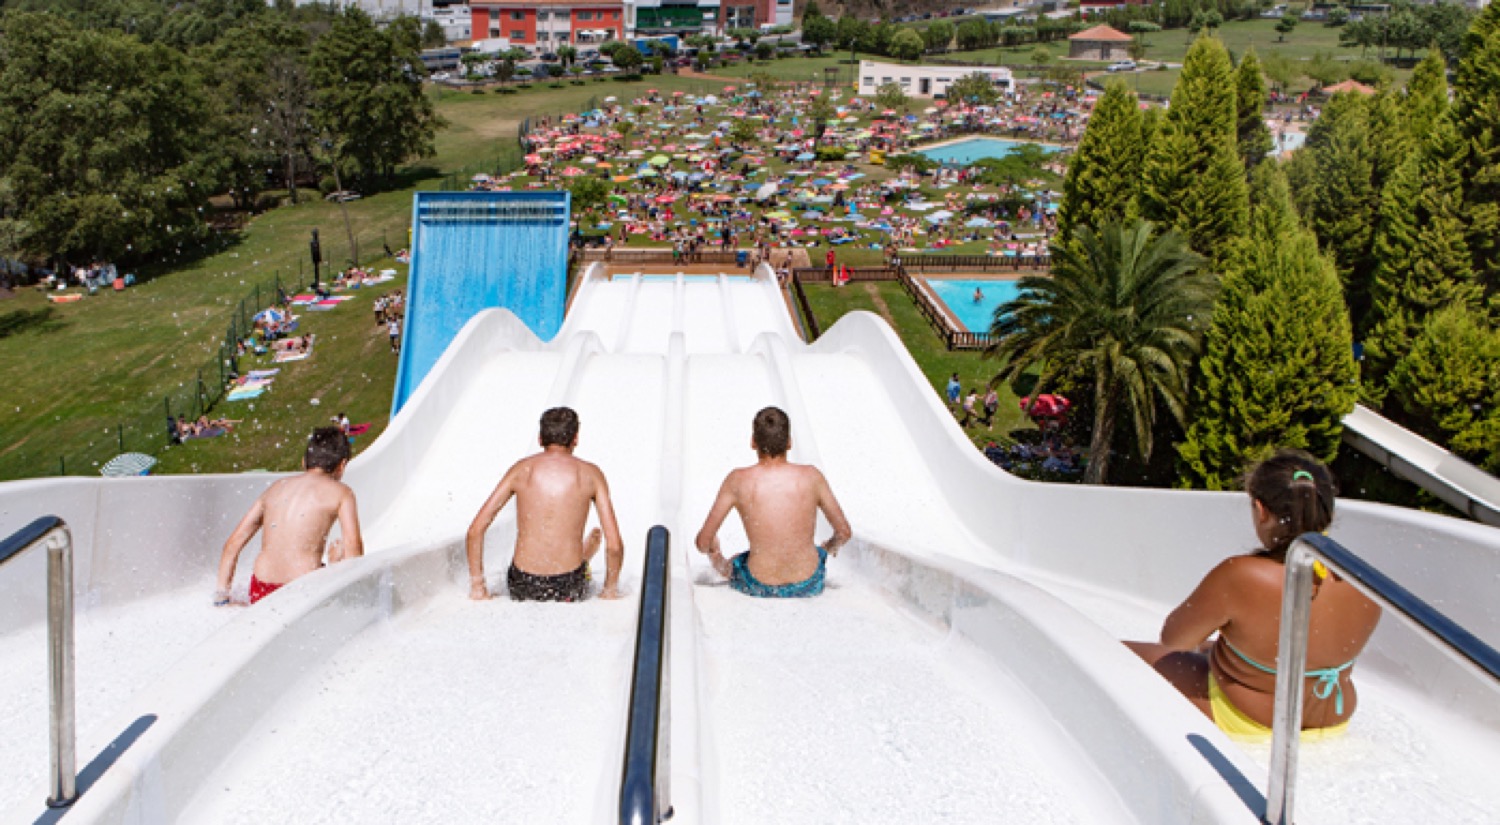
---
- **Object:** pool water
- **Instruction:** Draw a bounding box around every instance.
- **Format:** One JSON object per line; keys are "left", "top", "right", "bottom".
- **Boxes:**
{"left": 917, "top": 138, "right": 1060, "bottom": 166}
{"left": 925, "top": 278, "right": 1023, "bottom": 333}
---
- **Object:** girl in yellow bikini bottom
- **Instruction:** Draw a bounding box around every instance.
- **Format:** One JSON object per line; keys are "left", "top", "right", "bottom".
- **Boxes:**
{"left": 1210, "top": 637, "right": 1353, "bottom": 743}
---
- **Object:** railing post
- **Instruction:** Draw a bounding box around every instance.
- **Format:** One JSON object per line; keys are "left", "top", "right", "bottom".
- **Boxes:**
{"left": 1266, "top": 542, "right": 1318, "bottom": 824}
{"left": 46, "top": 525, "right": 77, "bottom": 807}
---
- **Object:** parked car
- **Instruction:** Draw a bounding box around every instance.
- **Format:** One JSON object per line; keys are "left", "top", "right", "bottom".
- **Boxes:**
{"left": 540, "top": 52, "right": 559, "bottom": 62}
{"left": 1106, "top": 59, "right": 1137, "bottom": 72}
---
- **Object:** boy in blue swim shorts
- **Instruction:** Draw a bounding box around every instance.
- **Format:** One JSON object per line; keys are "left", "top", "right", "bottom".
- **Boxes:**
{"left": 696, "top": 407, "right": 852, "bottom": 598}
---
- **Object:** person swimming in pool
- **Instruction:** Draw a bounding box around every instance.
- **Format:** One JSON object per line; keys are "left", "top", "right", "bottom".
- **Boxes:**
{"left": 973, "top": 286, "right": 984, "bottom": 303}
{"left": 467, "top": 407, "right": 624, "bottom": 602}
{"left": 215, "top": 427, "right": 363, "bottom": 606}
{"left": 695, "top": 406, "right": 852, "bottom": 598}
{"left": 1125, "top": 450, "right": 1381, "bottom": 741}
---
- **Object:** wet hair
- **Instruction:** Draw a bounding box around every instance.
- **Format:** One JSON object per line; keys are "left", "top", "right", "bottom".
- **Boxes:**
{"left": 305, "top": 426, "right": 351, "bottom": 473}
{"left": 539, "top": 407, "right": 579, "bottom": 447}
{"left": 752, "top": 406, "right": 790, "bottom": 458}
{"left": 1243, "top": 449, "right": 1336, "bottom": 558}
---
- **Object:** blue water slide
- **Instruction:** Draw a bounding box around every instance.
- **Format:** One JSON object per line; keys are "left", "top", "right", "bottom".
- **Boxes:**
{"left": 391, "top": 191, "right": 571, "bottom": 416}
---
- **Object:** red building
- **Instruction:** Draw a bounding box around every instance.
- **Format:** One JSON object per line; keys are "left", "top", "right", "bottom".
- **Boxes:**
{"left": 471, "top": 0, "right": 625, "bottom": 52}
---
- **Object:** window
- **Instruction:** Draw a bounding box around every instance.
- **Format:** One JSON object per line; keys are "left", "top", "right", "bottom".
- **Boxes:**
{"left": 612, "top": 11, "right": 620, "bottom": 19}
{"left": 512, "top": 29, "right": 525, "bottom": 39}
{"left": 490, "top": 26, "right": 501, "bottom": 37}
{"left": 536, "top": 10, "right": 548, "bottom": 20}
{"left": 881, "top": 76, "right": 891, "bottom": 83}
{"left": 537, "top": 31, "right": 550, "bottom": 40}
{"left": 577, "top": 11, "right": 590, "bottom": 19}
{"left": 899, "top": 77, "right": 911, "bottom": 85}
{"left": 862, "top": 77, "right": 874, "bottom": 86}
{"left": 511, "top": 10, "right": 524, "bottom": 20}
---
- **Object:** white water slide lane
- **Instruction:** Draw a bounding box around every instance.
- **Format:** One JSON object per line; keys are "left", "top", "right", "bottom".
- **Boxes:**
{"left": 1, "top": 266, "right": 1498, "bottom": 825}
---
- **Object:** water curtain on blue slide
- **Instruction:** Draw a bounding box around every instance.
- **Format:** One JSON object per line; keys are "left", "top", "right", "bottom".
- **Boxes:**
{"left": 391, "top": 191, "right": 571, "bottom": 415}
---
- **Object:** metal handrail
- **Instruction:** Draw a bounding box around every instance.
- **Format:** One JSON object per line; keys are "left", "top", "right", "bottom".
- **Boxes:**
{"left": 619, "top": 525, "right": 673, "bottom": 824}
{"left": 0, "top": 516, "right": 77, "bottom": 808}
{"left": 1266, "top": 532, "right": 1500, "bottom": 825}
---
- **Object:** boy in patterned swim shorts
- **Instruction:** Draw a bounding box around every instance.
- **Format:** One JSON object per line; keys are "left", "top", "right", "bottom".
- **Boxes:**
{"left": 467, "top": 407, "right": 625, "bottom": 602}
{"left": 695, "top": 407, "right": 852, "bottom": 598}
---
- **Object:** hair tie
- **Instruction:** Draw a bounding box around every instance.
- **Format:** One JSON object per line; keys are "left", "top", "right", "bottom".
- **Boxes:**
{"left": 1292, "top": 470, "right": 1314, "bottom": 482}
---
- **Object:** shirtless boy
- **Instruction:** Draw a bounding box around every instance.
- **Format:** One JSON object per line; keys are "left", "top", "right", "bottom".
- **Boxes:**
{"left": 216, "top": 427, "right": 363, "bottom": 605}
{"left": 696, "top": 407, "right": 852, "bottom": 598}
{"left": 467, "top": 407, "right": 625, "bottom": 602}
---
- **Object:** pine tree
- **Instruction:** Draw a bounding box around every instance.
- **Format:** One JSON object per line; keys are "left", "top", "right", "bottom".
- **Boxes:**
{"left": 1388, "top": 305, "right": 1500, "bottom": 473}
{"left": 1235, "top": 49, "right": 1273, "bottom": 173}
{"left": 1406, "top": 49, "right": 1450, "bottom": 143}
{"left": 1140, "top": 36, "right": 1249, "bottom": 267}
{"left": 1056, "top": 82, "right": 1143, "bottom": 243}
{"left": 1297, "top": 92, "right": 1381, "bottom": 328}
{"left": 1178, "top": 164, "right": 1358, "bottom": 488}
{"left": 1452, "top": 2, "right": 1500, "bottom": 292}
{"left": 1365, "top": 116, "right": 1482, "bottom": 392}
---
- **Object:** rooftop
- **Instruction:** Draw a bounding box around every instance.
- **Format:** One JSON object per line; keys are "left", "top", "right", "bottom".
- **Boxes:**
{"left": 1068, "top": 24, "right": 1135, "bottom": 42}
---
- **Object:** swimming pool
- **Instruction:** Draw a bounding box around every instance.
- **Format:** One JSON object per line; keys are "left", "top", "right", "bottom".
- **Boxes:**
{"left": 924, "top": 278, "right": 1023, "bottom": 333}
{"left": 917, "top": 138, "right": 1060, "bottom": 166}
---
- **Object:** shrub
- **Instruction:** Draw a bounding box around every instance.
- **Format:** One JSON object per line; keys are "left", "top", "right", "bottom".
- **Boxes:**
{"left": 318, "top": 175, "right": 338, "bottom": 195}
{"left": 815, "top": 146, "right": 847, "bottom": 161}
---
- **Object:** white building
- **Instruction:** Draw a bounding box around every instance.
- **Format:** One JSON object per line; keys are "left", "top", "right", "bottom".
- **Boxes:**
{"left": 857, "top": 60, "right": 1013, "bottom": 99}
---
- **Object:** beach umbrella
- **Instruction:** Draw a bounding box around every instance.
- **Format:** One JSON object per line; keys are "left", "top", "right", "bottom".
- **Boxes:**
{"left": 965, "top": 217, "right": 993, "bottom": 228}
{"left": 723, "top": 85, "right": 737, "bottom": 92}
{"left": 523, "top": 154, "right": 543, "bottom": 164}
{"left": 655, "top": 194, "right": 677, "bottom": 203}
{"left": 101, "top": 453, "right": 157, "bottom": 478}
{"left": 795, "top": 152, "right": 816, "bottom": 161}
{"left": 627, "top": 149, "right": 645, "bottom": 157}
{"left": 253, "top": 308, "right": 286, "bottom": 323}
{"left": 672, "top": 90, "right": 684, "bottom": 96}
{"left": 765, "top": 210, "right": 792, "bottom": 220}
{"left": 637, "top": 168, "right": 659, "bottom": 177}
{"left": 612, "top": 175, "right": 635, "bottom": 182}
{"left": 649, "top": 155, "right": 670, "bottom": 166}
{"left": 472, "top": 173, "right": 492, "bottom": 182}
{"left": 595, "top": 161, "right": 613, "bottom": 168}
{"left": 755, "top": 183, "right": 777, "bottom": 201}
{"left": 562, "top": 166, "right": 585, "bottom": 177}
{"left": 580, "top": 156, "right": 599, "bottom": 164}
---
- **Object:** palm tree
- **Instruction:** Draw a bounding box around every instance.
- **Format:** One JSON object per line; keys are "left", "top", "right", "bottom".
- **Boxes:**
{"left": 988, "top": 219, "right": 1215, "bottom": 484}
{"left": 557, "top": 45, "right": 577, "bottom": 69}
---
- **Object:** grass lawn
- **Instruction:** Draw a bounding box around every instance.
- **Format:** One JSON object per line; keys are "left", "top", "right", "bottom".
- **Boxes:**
{"left": 0, "top": 74, "right": 728, "bottom": 480}
{"left": 800, "top": 281, "right": 1034, "bottom": 447}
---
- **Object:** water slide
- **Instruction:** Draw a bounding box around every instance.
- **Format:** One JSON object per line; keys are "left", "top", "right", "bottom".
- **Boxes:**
{"left": 2, "top": 265, "right": 1499, "bottom": 824}
{"left": 1341, "top": 403, "right": 1500, "bottom": 528}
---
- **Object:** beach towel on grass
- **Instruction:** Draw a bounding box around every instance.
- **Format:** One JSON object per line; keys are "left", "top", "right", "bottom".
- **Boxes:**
{"left": 248, "top": 369, "right": 280, "bottom": 379}
{"left": 184, "top": 427, "right": 226, "bottom": 440}
{"left": 274, "top": 350, "right": 311, "bottom": 363}
{"left": 347, "top": 423, "right": 371, "bottom": 436}
{"left": 226, "top": 388, "right": 265, "bottom": 401}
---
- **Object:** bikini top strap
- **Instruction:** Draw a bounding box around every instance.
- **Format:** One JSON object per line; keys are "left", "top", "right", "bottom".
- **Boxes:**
{"left": 1224, "top": 637, "right": 1355, "bottom": 715}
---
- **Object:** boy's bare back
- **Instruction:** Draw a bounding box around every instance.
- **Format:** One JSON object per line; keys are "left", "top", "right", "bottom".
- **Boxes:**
{"left": 217, "top": 427, "right": 362, "bottom": 604}
{"left": 251, "top": 472, "right": 361, "bottom": 583}
{"left": 699, "top": 459, "right": 851, "bottom": 586}
{"left": 509, "top": 451, "right": 609, "bottom": 574}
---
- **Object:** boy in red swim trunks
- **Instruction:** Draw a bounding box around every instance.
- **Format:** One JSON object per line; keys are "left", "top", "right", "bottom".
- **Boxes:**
{"left": 215, "top": 427, "right": 364, "bottom": 606}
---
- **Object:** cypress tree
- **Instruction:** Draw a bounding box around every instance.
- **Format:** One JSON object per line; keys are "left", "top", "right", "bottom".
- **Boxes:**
{"left": 1297, "top": 93, "right": 1381, "bottom": 327}
{"left": 1365, "top": 117, "right": 1481, "bottom": 393}
{"left": 1178, "top": 163, "right": 1358, "bottom": 488}
{"left": 1140, "top": 36, "right": 1249, "bottom": 267}
{"left": 1453, "top": 2, "right": 1500, "bottom": 292}
{"left": 1056, "top": 81, "right": 1143, "bottom": 243}
{"left": 1235, "top": 49, "right": 1273, "bottom": 173}
{"left": 1406, "top": 49, "right": 1450, "bottom": 143}
{"left": 1387, "top": 305, "right": 1500, "bottom": 473}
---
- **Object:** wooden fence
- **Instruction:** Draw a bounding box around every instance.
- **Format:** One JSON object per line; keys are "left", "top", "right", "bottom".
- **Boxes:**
{"left": 576, "top": 248, "right": 748, "bottom": 266}
{"left": 898, "top": 254, "right": 1050, "bottom": 272}
{"left": 789, "top": 272, "right": 821, "bottom": 342}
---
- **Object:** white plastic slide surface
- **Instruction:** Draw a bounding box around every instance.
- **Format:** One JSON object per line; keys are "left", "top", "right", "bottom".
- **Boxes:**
{"left": 1342, "top": 403, "right": 1500, "bottom": 527}
{"left": 1, "top": 266, "right": 1499, "bottom": 825}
